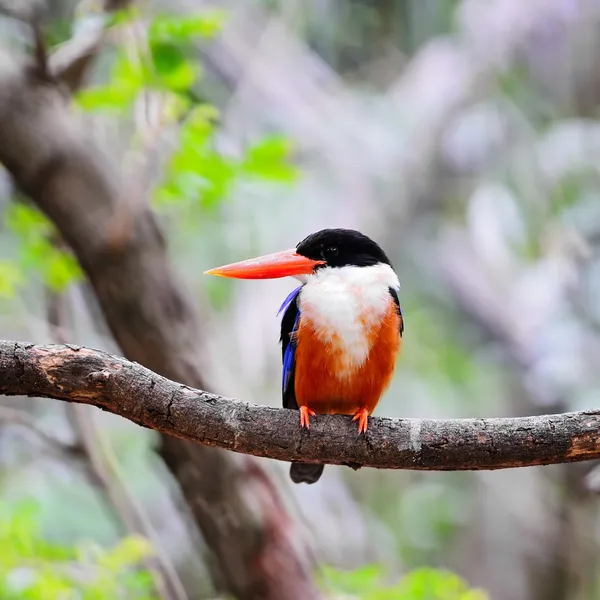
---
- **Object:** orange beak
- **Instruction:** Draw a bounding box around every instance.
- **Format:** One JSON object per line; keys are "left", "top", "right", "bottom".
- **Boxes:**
{"left": 204, "top": 248, "right": 325, "bottom": 280}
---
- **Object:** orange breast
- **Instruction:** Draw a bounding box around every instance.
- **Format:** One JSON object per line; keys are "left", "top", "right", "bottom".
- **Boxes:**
{"left": 294, "top": 302, "right": 401, "bottom": 416}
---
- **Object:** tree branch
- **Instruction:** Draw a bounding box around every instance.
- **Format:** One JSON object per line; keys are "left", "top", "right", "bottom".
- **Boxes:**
{"left": 2, "top": 340, "right": 600, "bottom": 472}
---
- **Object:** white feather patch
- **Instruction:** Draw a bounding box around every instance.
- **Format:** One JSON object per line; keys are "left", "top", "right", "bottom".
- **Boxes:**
{"left": 299, "top": 264, "right": 400, "bottom": 377}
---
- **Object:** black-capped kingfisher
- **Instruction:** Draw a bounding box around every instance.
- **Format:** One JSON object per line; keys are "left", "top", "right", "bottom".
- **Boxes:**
{"left": 204, "top": 229, "right": 403, "bottom": 484}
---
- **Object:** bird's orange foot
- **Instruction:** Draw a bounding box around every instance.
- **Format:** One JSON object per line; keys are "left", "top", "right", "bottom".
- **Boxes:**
{"left": 352, "top": 408, "right": 369, "bottom": 434}
{"left": 299, "top": 406, "right": 316, "bottom": 429}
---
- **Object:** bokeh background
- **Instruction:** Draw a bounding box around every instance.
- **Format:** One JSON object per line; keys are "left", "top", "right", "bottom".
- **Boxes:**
{"left": 0, "top": 0, "right": 600, "bottom": 599}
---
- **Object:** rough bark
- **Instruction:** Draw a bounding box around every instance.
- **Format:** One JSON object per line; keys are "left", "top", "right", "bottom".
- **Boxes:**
{"left": 0, "top": 47, "right": 318, "bottom": 600}
{"left": 2, "top": 341, "right": 600, "bottom": 472}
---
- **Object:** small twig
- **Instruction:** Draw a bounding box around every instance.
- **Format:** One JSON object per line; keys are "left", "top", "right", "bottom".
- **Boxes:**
{"left": 31, "top": 18, "right": 50, "bottom": 81}
{"left": 49, "top": 30, "right": 105, "bottom": 93}
{"left": 104, "top": 0, "right": 135, "bottom": 11}
{"left": 0, "top": 405, "right": 82, "bottom": 460}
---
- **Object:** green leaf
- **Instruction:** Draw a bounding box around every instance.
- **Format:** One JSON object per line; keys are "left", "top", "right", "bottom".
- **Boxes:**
{"left": 98, "top": 535, "right": 153, "bottom": 572}
{"left": 106, "top": 5, "right": 141, "bottom": 27}
{"left": 242, "top": 135, "right": 298, "bottom": 182}
{"left": 76, "top": 52, "right": 145, "bottom": 112}
{"left": 318, "top": 565, "right": 488, "bottom": 600}
{"left": 198, "top": 154, "right": 237, "bottom": 208}
{"left": 148, "top": 11, "right": 227, "bottom": 43}
{"left": 150, "top": 41, "right": 198, "bottom": 91}
{"left": 155, "top": 104, "right": 237, "bottom": 209}
{"left": 153, "top": 182, "right": 183, "bottom": 207}
{"left": 5, "top": 203, "right": 83, "bottom": 291}
{"left": 319, "top": 564, "right": 385, "bottom": 594}
{"left": 112, "top": 51, "right": 146, "bottom": 87}
{"left": 5, "top": 204, "right": 49, "bottom": 238}
{"left": 76, "top": 84, "right": 138, "bottom": 112}
{"left": 185, "top": 104, "right": 220, "bottom": 136}
{"left": 162, "top": 92, "right": 193, "bottom": 122}
{"left": 44, "top": 252, "right": 83, "bottom": 293}
{"left": 394, "top": 568, "right": 489, "bottom": 600}
{"left": 0, "top": 261, "right": 21, "bottom": 298}
{"left": 246, "top": 135, "right": 293, "bottom": 161}
{"left": 160, "top": 60, "right": 198, "bottom": 92}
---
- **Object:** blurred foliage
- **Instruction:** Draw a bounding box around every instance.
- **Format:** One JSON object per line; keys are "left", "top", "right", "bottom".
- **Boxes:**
{"left": 43, "top": 18, "right": 73, "bottom": 49}
{"left": 76, "top": 9, "right": 297, "bottom": 213}
{"left": 75, "top": 11, "right": 227, "bottom": 108}
{"left": 1, "top": 6, "right": 297, "bottom": 307}
{"left": 0, "top": 500, "right": 154, "bottom": 599}
{"left": 148, "top": 11, "right": 226, "bottom": 42}
{"left": 319, "top": 565, "right": 488, "bottom": 599}
{"left": 3, "top": 203, "right": 82, "bottom": 294}
{"left": 263, "top": 0, "right": 461, "bottom": 72}
{"left": 0, "top": 261, "right": 21, "bottom": 299}
{"left": 157, "top": 110, "right": 296, "bottom": 211}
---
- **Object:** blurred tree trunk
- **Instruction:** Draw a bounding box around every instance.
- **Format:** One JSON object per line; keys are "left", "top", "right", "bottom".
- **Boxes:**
{"left": 0, "top": 44, "right": 319, "bottom": 600}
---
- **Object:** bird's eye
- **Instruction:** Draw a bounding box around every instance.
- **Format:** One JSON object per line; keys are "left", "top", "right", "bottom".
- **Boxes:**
{"left": 321, "top": 246, "right": 338, "bottom": 260}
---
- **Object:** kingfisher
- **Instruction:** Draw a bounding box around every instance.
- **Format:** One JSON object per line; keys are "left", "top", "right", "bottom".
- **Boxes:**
{"left": 204, "top": 229, "right": 403, "bottom": 484}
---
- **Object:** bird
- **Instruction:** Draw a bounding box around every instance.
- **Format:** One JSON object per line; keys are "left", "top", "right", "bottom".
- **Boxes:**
{"left": 204, "top": 228, "right": 403, "bottom": 484}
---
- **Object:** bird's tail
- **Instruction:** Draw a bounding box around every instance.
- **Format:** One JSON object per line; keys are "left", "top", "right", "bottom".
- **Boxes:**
{"left": 289, "top": 461, "right": 324, "bottom": 484}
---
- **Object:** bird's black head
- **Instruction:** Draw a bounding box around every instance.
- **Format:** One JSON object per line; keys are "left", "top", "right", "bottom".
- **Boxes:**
{"left": 296, "top": 228, "right": 391, "bottom": 269}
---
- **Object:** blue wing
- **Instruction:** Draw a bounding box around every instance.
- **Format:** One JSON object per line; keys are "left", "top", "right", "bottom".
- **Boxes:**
{"left": 279, "top": 285, "right": 302, "bottom": 409}
{"left": 389, "top": 287, "right": 404, "bottom": 336}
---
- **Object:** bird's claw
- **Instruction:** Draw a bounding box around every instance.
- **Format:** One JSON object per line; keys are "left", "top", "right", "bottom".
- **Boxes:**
{"left": 299, "top": 406, "right": 316, "bottom": 429}
{"left": 352, "top": 408, "right": 369, "bottom": 434}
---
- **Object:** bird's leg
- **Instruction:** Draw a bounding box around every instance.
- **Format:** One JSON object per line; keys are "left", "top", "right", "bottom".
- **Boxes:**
{"left": 352, "top": 407, "right": 369, "bottom": 434}
{"left": 299, "top": 406, "right": 316, "bottom": 429}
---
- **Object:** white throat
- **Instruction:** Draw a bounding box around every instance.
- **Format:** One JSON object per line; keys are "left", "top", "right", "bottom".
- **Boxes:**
{"left": 297, "top": 263, "right": 400, "bottom": 375}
